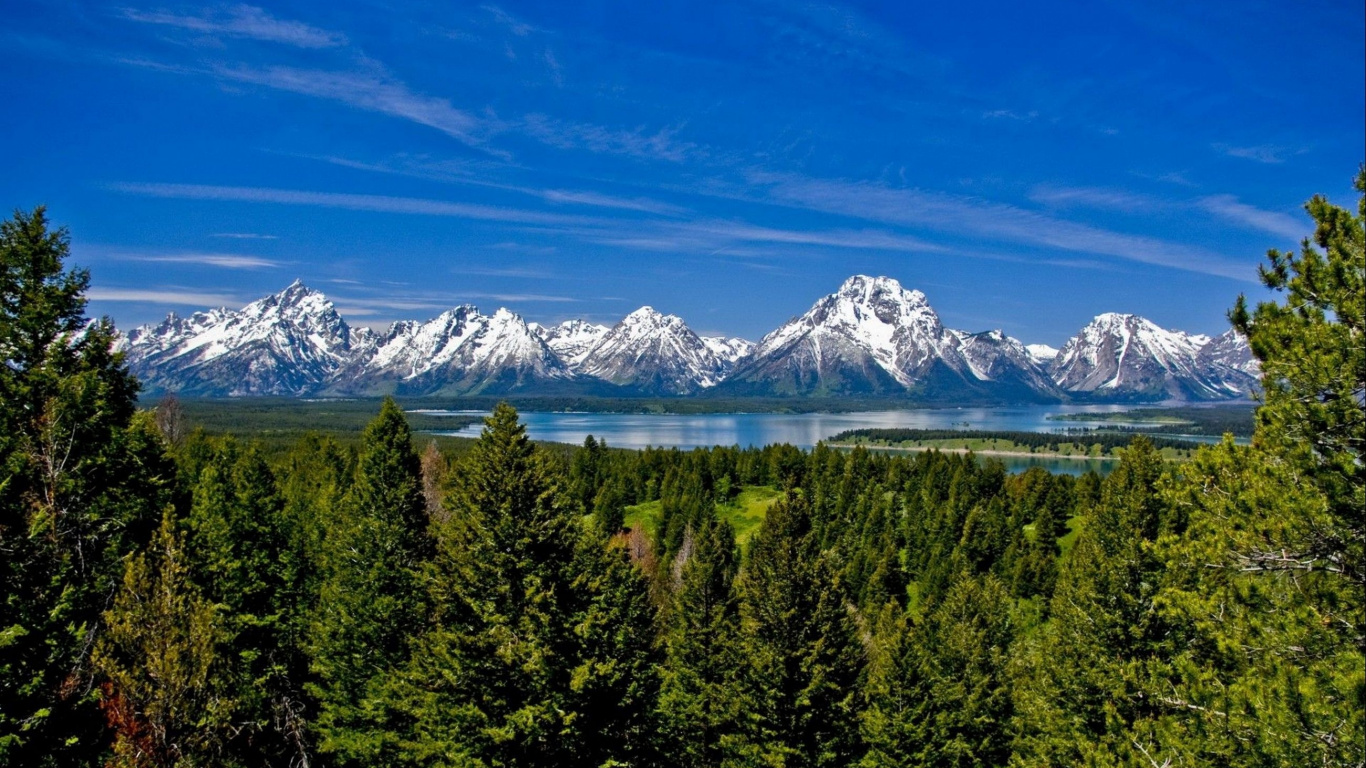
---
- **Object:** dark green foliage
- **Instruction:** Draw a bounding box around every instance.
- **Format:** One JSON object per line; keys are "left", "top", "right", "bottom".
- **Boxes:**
{"left": 0, "top": 208, "right": 173, "bottom": 766}
{"left": 398, "top": 402, "right": 657, "bottom": 766}
{"left": 658, "top": 515, "right": 744, "bottom": 766}
{"left": 180, "top": 441, "right": 312, "bottom": 764}
{"left": 309, "top": 397, "right": 432, "bottom": 766}
{"left": 1010, "top": 439, "right": 1169, "bottom": 764}
{"left": 734, "top": 491, "right": 865, "bottom": 767}
{"left": 863, "top": 576, "right": 1015, "bottom": 768}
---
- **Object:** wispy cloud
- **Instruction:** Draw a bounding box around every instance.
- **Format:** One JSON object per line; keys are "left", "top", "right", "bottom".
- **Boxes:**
{"left": 982, "top": 109, "right": 1038, "bottom": 121}
{"left": 87, "top": 286, "right": 245, "bottom": 306}
{"left": 521, "top": 114, "right": 698, "bottom": 162}
{"left": 120, "top": 252, "right": 282, "bottom": 269}
{"left": 749, "top": 173, "right": 1255, "bottom": 280}
{"left": 213, "top": 64, "right": 489, "bottom": 146}
{"left": 307, "top": 153, "right": 688, "bottom": 214}
{"left": 121, "top": 5, "right": 347, "bottom": 48}
{"left": 452, "top": 266, "right": 556, "bottom": 279}
{"left": 1197, "top": 195, "right": 1305, "bottom": 240}
{"left": 210, "top": 232, "right": 277, "bottom": 240}
{"left": 1212, "top": 142, "right": 1293, "bottom": 164}
{"left": 1028, "top": 184, "right": 1163, "bottom": 211}
{"left": 111, "top": 182, "right": 601, "bottom": 227}
{"left": 481, "top": 5, "right": 537, "bottom": 36}
{"left": 542, "top": 48, "right": 564, "bottom": 87}
{"left": 540, "top": 188, "right": 685, "bottom": 215}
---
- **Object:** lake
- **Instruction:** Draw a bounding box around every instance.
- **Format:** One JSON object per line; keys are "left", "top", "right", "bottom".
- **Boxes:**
{"left": 419, "top": 404, "right": 1229, "bottom": 476}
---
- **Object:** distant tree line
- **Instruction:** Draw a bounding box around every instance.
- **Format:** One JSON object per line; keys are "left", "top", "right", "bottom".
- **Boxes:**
{"left": 830, "top": 427, "right": 1202, "bottom": 452}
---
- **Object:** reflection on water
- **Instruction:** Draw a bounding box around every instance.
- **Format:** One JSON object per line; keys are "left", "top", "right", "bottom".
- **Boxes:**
{"left": 421, "top": 404, "right": 1236, "bottom": 476}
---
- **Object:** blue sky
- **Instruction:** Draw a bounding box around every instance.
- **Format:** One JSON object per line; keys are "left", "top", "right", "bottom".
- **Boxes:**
{"left": 2, "top": 1, "right": 1362, "bottom": 344}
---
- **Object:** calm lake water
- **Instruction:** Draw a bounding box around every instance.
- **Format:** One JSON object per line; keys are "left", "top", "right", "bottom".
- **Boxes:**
{"left": 420, "top": 404, "right": 1232, "bottom": 476}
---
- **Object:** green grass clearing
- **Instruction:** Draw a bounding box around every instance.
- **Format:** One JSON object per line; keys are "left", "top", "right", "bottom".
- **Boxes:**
{"left": 623, "top": 485, "right": 782, "bottom": 547}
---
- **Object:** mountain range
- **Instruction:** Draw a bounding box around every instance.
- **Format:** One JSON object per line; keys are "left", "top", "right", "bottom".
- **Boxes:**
{"left": 115, "top": 276, "right": 1259, "bottom": 402}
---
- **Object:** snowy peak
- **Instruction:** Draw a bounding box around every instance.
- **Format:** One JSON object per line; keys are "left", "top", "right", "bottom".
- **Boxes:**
{"left": 341, "top": 304, "right": 569, "bottom": 394}
{"left": 1051, "top": 313, "right": 1256, "bottom": 400}
{"left": 120, "top": 282, "right": 363, "bottom": 396}
{"left": 702, "top": 336, "right": 755, "bottom": 366}
{"left": 578, "top": 305, "right": 733, "bottom": 394}
{"left": 724, "top": 274, "right": 1052, "bottom": 398}
{"left": 1025, "top": 344, "right": 1059, "bottom": 366}
{"left": 118, "top": 277, "right": 1255, "bottom": 402}
{"left": 533, "top": 319, "right": 610, "bottom": 367}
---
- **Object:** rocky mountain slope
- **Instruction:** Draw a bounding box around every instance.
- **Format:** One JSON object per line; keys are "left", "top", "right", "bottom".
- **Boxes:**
{"left": 715, "top": 276, "right": 1060, "bottom": 400}
{"left": 1050, "top": 313, "right": 1258, "bottom": 401}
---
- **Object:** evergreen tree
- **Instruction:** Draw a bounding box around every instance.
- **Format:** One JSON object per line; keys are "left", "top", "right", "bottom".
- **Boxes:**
{"left": 401, "top": 402, "right": 643, "bottom": 766}
{"left": 1010, "top": 438, "right": 1168, "bottom": 765}
{"left": 863, "top": 576, "right": 1014, "bottom": 768}
{"left": 917, "top": 575, "right": 1015, "bottom": 767}
{"left": 734, "top": 491, "right": 864, "bottom": 767}
{"left": 183, "top": 443, "right": 310, "bottom": 765}
{"left": 658, "top": 515, "right": 745, "bottom": 767}
{"left": 1230, "top": 164, "right": 1364, "bottom": 629}
{"left": 309, "top": 398, "right": 431, "bottom": 767}
{"left": 1125, "top": 168, "right": 1366, "bottom": 766}
{"left": 0, "top": 208, "right": 173, "bottom": 766}
{"left": 860, "top": 604, "right": 930, "bottom": 768}
{"left": 567, "top": 534, "right": 660, "bottom": 767}
{"left": 93, "top": 510, "right": 230, "bottom": 768}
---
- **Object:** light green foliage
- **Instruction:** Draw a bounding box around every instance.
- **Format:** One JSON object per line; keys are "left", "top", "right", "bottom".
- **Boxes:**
{"left": 94, "top": 511, "right": 230, "bottom": 768}
{"left": 1138, "top": 439, "right": 1365, "bottom": 766}
{"left": 1130, "top": 169, "right": 1366, "bottom": 767}
{"left": 1231, "top": 165, "right": 1364, "bottom": 618}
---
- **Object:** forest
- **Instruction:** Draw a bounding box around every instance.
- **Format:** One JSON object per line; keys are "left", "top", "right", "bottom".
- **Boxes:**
{"left": 1, "top": 172, "right": 1362, "bottom": 768}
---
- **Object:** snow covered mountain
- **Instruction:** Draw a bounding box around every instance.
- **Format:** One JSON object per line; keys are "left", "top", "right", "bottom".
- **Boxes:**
{"left": 716, "top": 275, "right": 1057, "bottom": 400}
{"left": 1050, "top": 313, "right": 1257, "bottom": 401}
{"left": 1025, "top": 344, "right": 1060, "bottom": 367}
{"left": 335, "top": 306, "right": 573, "bottom": 395}
{"left": 118, "top": 278, "right": 1257, "bottom": 402}
{"left": 118, "top": 281, "right": 372, "bottom": 396}
{"left": 702, "top": 336, "right": 755, "bottom": 367}
{"left": 575, "top": 306, "right": 738, "bottom": 395}
{"left": 530, "top": 319, "right": 610, "bottom": 367}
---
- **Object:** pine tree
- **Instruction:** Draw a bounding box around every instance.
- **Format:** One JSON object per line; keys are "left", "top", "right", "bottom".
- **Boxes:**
{"left": 917, "top": 575, "right": 1014, "bottom": 767}
{"left": 93, "top": 510, "right": 230, "bottom": 768}
{"left": 1230, "top": 164, "right": 1364, "bottom": 629}
{"left": 1124, "top": 168, "right": 1366, "bottom": 766}
{"left": 399, "top": 402, "right": 596, "bottom": 765}
{"left": 0, "top": 208, "right": 174, "bottom": 766}
{"left": 862, "top": 576, "right": 1014, "bottom": 768}
{"left": 309, "top": 397, "right": 431, "bottom": 767}
{"left": 183, "top": 442, "right": 310, "bottom": 765}
{"left": 1009, "top": 438, "right": 1168, "bottom": 765}
{"left": 734, "top": 491, "right": 864, "bottom": 767}
{"left": 658, "top": 515, "right": 745, "bottom": 767}
{"left": 567, "top": 533, "right": 660, "bottom": 767}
